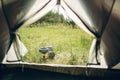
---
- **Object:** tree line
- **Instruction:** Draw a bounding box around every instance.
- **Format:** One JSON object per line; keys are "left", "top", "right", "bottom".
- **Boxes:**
{"left": 31, "top": 11, "right": 77, "bottom": 28}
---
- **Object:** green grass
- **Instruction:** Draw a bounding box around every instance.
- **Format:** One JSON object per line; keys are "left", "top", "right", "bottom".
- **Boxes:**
{"left": 18, "top": 23, "right": 93, "bottom": 65}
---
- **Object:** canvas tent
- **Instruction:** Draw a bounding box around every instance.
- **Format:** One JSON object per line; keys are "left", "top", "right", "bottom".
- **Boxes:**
{"left": 0, "top": 0, "right": 120, "bottom": 77}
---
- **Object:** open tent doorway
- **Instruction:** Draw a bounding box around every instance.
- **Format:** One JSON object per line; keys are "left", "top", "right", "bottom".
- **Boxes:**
{"left": 18, "top": 10, "right": 93, "bottom": 65}
{"left": 3, "top": 0, "right": 94, "bottom": 66}
{"left": 1, "top": 0, "right": 97, "bottom": 66}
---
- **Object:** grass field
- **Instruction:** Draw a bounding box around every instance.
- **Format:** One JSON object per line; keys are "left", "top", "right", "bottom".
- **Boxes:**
{"left": 18, "top": 23, "right": 93, "bottom": 65}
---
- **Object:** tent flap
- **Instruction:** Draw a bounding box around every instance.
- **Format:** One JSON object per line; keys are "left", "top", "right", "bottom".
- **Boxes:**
{"left": 0, "top": 0, "right": 10, "bottom": 62}
{"left": 3, "top": 34, "right": 28, "bottom": 62}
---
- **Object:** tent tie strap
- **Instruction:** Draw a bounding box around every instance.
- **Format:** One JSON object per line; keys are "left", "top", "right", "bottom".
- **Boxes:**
{"left": 86, "top": 37, "right": 101, "bottom": 66}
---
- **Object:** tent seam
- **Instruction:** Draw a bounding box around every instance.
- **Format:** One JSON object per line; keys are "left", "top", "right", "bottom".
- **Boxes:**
{"left": 100, "top": 0, "right": 116, "bottom": 36}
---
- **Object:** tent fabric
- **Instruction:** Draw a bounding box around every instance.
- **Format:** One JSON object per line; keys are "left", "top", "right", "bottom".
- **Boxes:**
{"left": 63, "top": 0, "right": 114, "bottom": 36}
{"left": 21, "top": 0, "right": 57, "bottom": 28}
{"left": 2, "top": 34, "right": 28, "bottom": 62}
{"left": 2, "top": 0, "right": 54, "bottom": 31}
{"left": 0, "top": 0, "right": 120, "bottom": 69}
{"left": 0, "top": 0, "right": 10, "bottom": 62}
{"left": 61, "top": 0, "right": 94, "bottom": 36}
{"left": 100, "top": 0, "right": 120, "bottom": 68}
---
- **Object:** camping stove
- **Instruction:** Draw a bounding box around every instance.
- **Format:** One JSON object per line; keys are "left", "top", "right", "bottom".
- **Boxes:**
{"left": 39, "top": 47, "right": 48, "bottom": 62}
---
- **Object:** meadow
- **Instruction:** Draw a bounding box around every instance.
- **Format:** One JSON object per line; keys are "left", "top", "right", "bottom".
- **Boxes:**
{"left": 19, "top": 23, "right": 93, "bottom": 65}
